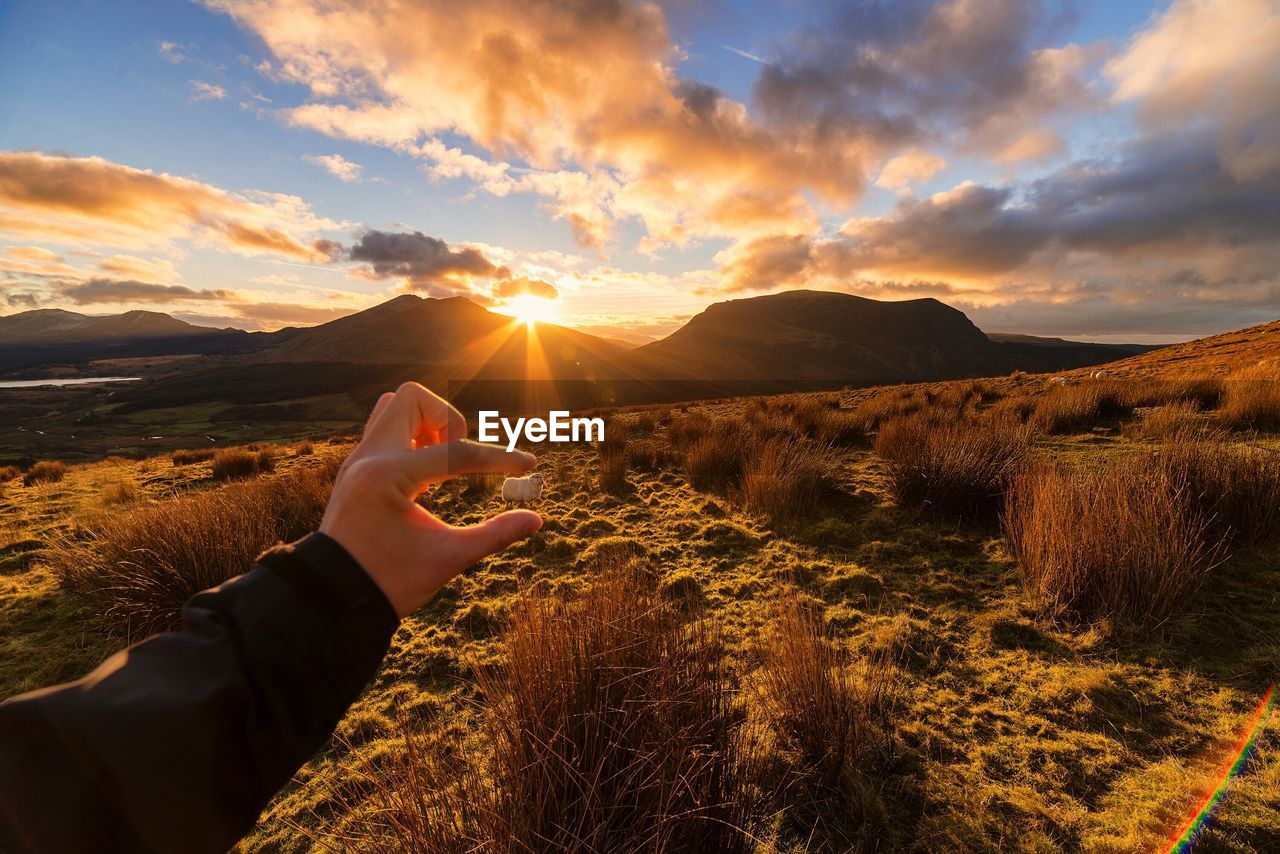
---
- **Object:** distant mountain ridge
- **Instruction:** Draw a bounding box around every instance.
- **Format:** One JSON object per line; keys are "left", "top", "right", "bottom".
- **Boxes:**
{"left": 0, "top": 308, "right": 225, "bottom": 344}
{"left": 0, "top": 308, "right": 263, "bottom": 373}
{"left": 2, "top": 291, "right": 1160, "bottom": 388}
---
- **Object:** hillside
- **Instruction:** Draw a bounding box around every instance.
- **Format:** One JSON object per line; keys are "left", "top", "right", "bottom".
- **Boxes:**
{"left": 1058, "top": 319, "right": 1280, "bottom": 379}
{"left": 259, "top": 294, "right": 626, "bottom": 375}
{"left": 627, "top": 291, "right": 1005, "bottom": 384}
{"left": 3, "top": 371, "right": 1278, "bottom": 851}
{"left": 626, "top": 290, "right": 1154, "bottom": 386}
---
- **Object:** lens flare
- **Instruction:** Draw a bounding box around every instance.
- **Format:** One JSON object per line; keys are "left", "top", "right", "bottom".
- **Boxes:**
{"left": 1165, "top": 684, "right": 1275, "bottom": 853}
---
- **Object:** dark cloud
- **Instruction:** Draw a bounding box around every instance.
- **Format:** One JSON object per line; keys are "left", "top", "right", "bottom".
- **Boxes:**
{"left": 348, "top": 230, "right": 508, "bottom": 289}
{"left": 61, "top": 279, "right": 234, "bottom": 304}
{"left": 491, "top": 275, "right": 558, "bottom": 301}
{"left": 836, "top": 131, "right": 1280, "bottom": 279}
{"left": 753, "top": 0, "right": 1098, "bottom": 161}
{"left": 717, "top": 122, "right": 1280, "bottom": 336}
{"left": 3, "top": 291, "right": 40, "bottom": 309}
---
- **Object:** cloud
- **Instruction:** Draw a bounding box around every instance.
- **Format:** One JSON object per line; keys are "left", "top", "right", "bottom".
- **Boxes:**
{"left": 3, "top": 291, "right": 41, "bottom": 309}
{"left": 205, "top": 0, "right": 889, "bottom": 249}
{"left": 304, "top": 153, "right": 363, "bottom": 182}
{"left": 60, "top": 278, "right": 235, "bottom": 305}
{"left": 158, "top": 41, "right": 186, "bottom": 63}
{"left": 753, "top": 0, "right": 1101, "bottom": 164}
{"left": 875, "top": 149, "right": 948, "bottom": 191}
{"left": 225, "top": 300, "right": 355, "bottom": 325}
{"left": 491, "top": 275, "right": 558, "bottom": 301}
{"left": 0, "top": 245, "right": 81, "bottom": 278}
{"left": 0, "top": 152, "right": 342, "bottom": 260}
{"left": 97, "top": 254, "right": 183, "bottom": 283}
{"left": 1105, "top": 0, "right": 1280, "bottom": 181}
{"left": 348, "top": 229, "right": 509, "bottom": 294}
{"left": 190, "top": 80, "right": 227, "bottom": 101}
{"left": 714, "top": 124, "right": 1280, "bottom": 334}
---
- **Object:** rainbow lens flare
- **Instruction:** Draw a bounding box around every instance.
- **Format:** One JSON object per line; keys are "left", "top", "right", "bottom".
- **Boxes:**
{"left": 1165, "top": 685, "right": 1276, "bottom": 853}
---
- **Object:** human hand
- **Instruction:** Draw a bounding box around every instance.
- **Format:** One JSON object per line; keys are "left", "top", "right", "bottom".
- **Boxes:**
{"left": 320, "top": 382, "right": 542, "bottom": 617}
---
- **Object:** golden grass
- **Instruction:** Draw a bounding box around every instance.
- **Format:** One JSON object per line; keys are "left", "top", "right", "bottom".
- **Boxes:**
{"left": 1221, "top": 365, "right": 1280, "bottom": 430}
{"left": 875, "top": 413, "right": 1032, "bottom": 516}
{"left": 210, "top": 447, "right": 277, "bottom": 481}
{"left": 4, "top": 375, "right": 1279, "bottom": 851}
{"left": 740, "top": 440, "right": 836, "bottom": 528}
{"left": 171, "top": 447, "right": 217, "bottom": 466}
{"left": 0, "top": 465, "right": 20, "bottom": 482}
{"left": 22, "top": 460, "right": 67, "bottom": 487}
{"left": 596, "top": 428, "right": 630, "bottom": 493}
{"left": 753, "top": 602, "right": 901, "bottom": 850}
{"left": 1004, "top": 456, "right": 1224, "bottom": 628}
{"left": 1030, "top": 381, "right": 1133, "bottom": 434}
{"left": 47, "top": 456, "right": 340, "bottom": 638}
{"left": 332, "top": 563, "right": 763, "bottom": 852}
{"left": 1123, "top": 401, "right": 1206, "bottom": 440}
{"left": 1153, "top": 435, "right": 1280, "bottom": 548}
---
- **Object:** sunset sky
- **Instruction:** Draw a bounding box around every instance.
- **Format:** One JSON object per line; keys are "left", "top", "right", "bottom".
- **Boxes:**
{"left": 1, "top": 0, "right": 1276, "bottom": 344}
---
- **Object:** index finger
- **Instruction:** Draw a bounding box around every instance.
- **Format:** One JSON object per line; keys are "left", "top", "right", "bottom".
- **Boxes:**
{"left": 362, "top": 382, "right": 467, "bottom": 451}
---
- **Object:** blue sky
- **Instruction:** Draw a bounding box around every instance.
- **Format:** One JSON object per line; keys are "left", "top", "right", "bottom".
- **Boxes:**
{"left": 1, "top": 0, "right": 1274, "bottom": 343}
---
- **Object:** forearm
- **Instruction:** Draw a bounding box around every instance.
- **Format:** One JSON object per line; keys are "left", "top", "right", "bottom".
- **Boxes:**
{"left": 0, "top": 533, "right": 397, "bottom": 854}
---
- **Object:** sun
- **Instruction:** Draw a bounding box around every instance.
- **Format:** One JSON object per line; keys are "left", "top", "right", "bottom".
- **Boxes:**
{"left": 502, "top": 294, "right": 561, "bottom": 327}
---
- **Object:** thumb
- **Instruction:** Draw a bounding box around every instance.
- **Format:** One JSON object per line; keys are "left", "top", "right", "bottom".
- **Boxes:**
{"left": 446, "top": 509, "right": 543, "bottom": 568}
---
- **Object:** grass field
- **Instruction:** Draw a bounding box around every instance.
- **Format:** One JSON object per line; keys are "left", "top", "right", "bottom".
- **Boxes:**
{"left": 1, "top": 370, "right": 1278, "bottom": 852}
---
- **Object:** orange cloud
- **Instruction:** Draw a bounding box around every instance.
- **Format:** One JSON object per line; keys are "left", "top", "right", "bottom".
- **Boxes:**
{"left": 206, "top": 0, "right": 882, "bottom": 249}
{"left": 1106, "top": 0, "right": 1280, "bottom": 181}
{"left": 875, "top": 149, "right": 948, "bottom": 191}
{"left": 491, "top": 275, "right": 558, "bottom": 301}
{"left": 0, "top": 152, "right": 342, "bottom": 261}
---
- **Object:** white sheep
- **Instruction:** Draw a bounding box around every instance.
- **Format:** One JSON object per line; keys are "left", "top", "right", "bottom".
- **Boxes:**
{"left": 1048, "top": 376, "right": 1068, "bottom": 387}
{"left": 1091, "top": 369, "right": 1109, "bottom": 379}
{"left": 502, "top": 472, "right": 545, "bottom": 505}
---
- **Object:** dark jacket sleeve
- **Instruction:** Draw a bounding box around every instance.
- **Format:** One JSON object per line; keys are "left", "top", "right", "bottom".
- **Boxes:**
{"left": 0, "top": 532, "right": 398, "bottom": 854}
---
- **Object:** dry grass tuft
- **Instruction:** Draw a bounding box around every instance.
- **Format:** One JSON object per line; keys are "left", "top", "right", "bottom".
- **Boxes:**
{"left": 1123, "top": 401, "right": 1207, "bottom": 440}
{"left": 1153, "top": 435, "right": 1280, "bottom": 548}
{"left": 294, "top": 439, "right": 315, "bottom": 456}
{"left": 210, "top": 447, "right": 277, "bottom": 481}
{"left": 1220, "top": 365, "right": 1280, "bottom": 430}
{"left": 0, "top": 465, "right": 20, "bottom": 482}
{"left": 1127, "top": 377, "right": 1224, "bottom": 411}
{"left": 48, "top": 457, "right": 340, "bottom": 638}
{"left": 336, "top": 563, "right": 764, "bottom": 852}
{"left": 23, "top": 460, "right": 67, "bottom": 487}
{"left": 875, "top": 414, "right": 1032, "bottom": 516}
{"left": 745, "top": 395, "right": 865, "bottom": 447}
{"left": 741, "top": 440, "right": 837, "bottom": 528}
{"left": 753, "top": 602, "right": 901, "bottom": 850}
{"left": 1030, "top": 382, "right": 1133, "bottom": 434}
{"left": 683, "top": 427, "right": 752, "bottom": 492}
{"left": 171, "top": 447, "right": 217, "bottom": 466}
{"left": 100, "top": 479, "right": 142, "bottom": 507}
{"left": 461, "top": 471, "right": 505, "bottom": 499}
{"left": 597, "top": 429, "right": 630, "bottom": 493}
{"left": 1004, "top": 457, "right": 1224, "bottom": 628}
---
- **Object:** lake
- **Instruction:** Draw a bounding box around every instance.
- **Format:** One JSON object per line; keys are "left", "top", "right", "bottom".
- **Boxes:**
{"left": 0, "top": 377, "right": 142, "bottom": 389}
